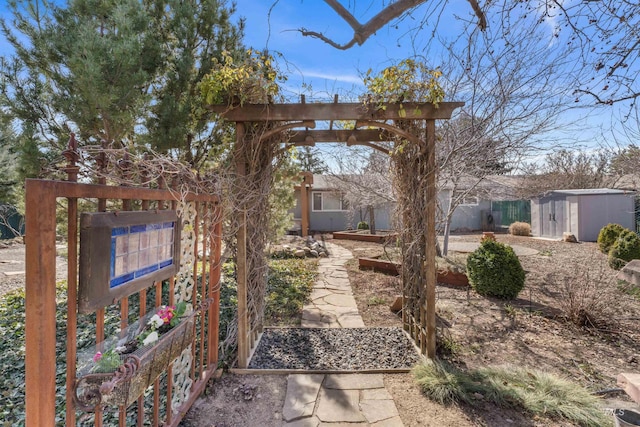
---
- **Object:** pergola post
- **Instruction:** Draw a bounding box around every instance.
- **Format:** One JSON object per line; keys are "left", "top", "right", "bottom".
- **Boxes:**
{"left": 300, "top": 172, "right": 312, "bottom": 237}
{"left": 235, "top": 123, "right": 249, "bottom": 369}
{"left": 425, "top": 119, "right": 437, "bottom": 359}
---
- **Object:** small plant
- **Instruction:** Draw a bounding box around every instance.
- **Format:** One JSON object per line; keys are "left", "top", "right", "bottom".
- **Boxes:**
{"left": 92, "top": 348, "right": 122, "bottom": 373}
{"left": 597, "top": 223, "right": 626, "bottom": 254}
{"left": 508, "top": 221, "right": 531, "bottom": 236}
{"left": 467, "top": 240, "right": 526, "bottom": 299}
{"left": 367, "top": 296, "right": 387, "bottom": 306}
{"left": 504, "top": 303, "right": 518, "bottom": 318}
{"left": 357, "top": 221, "right": 369, "bottom": 230}
{"left": 608, "top": 229, "right": 640, "bottom": 270}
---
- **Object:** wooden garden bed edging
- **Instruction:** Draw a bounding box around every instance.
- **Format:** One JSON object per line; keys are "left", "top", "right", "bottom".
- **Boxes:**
{"left": 358, "top": 257, "right": 469, "bottom": 287}
{"left": 332, "top": 230, "right": 398, "bottom": 244}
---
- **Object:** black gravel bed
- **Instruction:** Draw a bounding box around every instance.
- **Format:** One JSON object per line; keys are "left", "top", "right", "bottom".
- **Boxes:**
{"left": 248, "top": 327, "right": 422, "bottom": 370}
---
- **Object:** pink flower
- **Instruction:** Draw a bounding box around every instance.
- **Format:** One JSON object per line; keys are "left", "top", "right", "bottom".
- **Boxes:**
{"left": 93, "top": 352, "right": 102, "bottom": 362}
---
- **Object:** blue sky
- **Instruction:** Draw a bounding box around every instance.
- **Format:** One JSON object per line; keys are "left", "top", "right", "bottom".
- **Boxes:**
{"left": 232, "top": 0, "right": 472, "bottom": 101}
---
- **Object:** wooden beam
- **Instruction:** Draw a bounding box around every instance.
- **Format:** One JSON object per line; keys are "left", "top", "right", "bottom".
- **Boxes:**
{"left": 287, "top": 129, "right": 391, "bottom": 143}
{"left": 209, "top": 102, "right": 463, "bottom": 121}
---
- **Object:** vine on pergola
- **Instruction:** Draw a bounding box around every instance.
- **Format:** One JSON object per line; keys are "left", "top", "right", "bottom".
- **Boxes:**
{"left": 203, "top": 53, "right": 455, "bottom": 362}
{"left": 364, "top": 59, "right": 445, "bottom": 355}
{"left": 201, "top": 50, "right": 296, "bottom": 361}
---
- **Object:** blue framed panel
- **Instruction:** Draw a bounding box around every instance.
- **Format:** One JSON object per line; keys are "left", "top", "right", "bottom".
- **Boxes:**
{"left": 78, "top": 211, "right": 180, "bottom": 313}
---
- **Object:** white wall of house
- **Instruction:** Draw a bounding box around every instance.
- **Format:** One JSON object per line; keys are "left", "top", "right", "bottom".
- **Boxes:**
{"left": 438, "top": 190, "right": 494, "bottom": 232}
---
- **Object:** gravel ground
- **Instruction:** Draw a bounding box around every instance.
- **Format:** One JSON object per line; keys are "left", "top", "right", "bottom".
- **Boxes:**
{"left": 248, "top": 327, "right": 422, "bottom": 370}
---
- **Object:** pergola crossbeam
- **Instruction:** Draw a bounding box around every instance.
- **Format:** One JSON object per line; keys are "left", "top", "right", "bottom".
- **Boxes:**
{"left": 209, "top": 102, "right": 463, "bottom": 121}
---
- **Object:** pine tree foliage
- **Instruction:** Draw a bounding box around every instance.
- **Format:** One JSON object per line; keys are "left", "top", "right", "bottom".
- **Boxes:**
{"left": 0, "top": 0, "right": 244, "bottom": 169}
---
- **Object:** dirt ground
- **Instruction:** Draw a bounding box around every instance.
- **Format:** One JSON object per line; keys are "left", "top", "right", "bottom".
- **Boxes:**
{"left": 334, "top": 232, "right": 640, "bottom": 426}
{"left": 180, "top": 233, "right": 640, "bottom": 427}
{"left": 4, "top": 234, "right": 637, "bottom": 426}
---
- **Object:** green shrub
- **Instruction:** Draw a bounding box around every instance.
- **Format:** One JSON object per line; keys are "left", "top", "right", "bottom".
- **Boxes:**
{"left": 467, "top": 240, "right": 525, "bottom": 299}
{"left": 508, "top": 221, "right": 531, "bottom": 236}
{"left": 608, "top": 229, "right": 640, "bottom": 270}
{"left": 357, "top": 221, "right": 369, "bottom": 230}
{"left": 597, "top": 223, "right": 626, "bottom": 254}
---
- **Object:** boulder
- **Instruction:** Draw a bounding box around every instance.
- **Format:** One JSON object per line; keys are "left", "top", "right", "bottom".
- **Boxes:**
{"left": 562, "top": 232, "right": 578, "bottom": 243}
{"left": 618, "top": 259, "right": 640, "bottom": 286}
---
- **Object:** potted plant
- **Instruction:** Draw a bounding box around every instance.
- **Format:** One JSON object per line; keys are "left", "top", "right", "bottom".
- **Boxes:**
{"left": 74, "top": 302, "right": 196, "bottom": 411}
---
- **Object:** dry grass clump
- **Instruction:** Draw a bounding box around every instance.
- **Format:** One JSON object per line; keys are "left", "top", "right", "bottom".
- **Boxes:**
{"left": 413, "top": 361, "right": 611, "bottom": 427}
{"left": 508, "top": 221, "right": 531, "bottom": 236}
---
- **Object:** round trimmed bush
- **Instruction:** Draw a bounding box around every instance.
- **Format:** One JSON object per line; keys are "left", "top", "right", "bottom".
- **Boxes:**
{"left": 608, "top": 229, "right": 640, "bottom": 270}
{"left": 357, "top": 221, "right": 369, "bottom": 230}
{"left": 467, "top": 240, "right": 525, "bottom": 299}
{"left": 597, "top": 223, "right": 626, "bottom": 254}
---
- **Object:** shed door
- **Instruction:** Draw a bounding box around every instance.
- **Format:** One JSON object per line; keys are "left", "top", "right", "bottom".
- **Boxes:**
{"left": 540, "top": 198, "right": 564, "bottom": 238}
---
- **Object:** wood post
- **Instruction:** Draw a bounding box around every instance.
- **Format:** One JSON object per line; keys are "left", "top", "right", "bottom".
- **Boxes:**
{"left": 425, "top": 120, "right": 437, "bottom": 359}
{"left": 301, "top": 182, "right": 309, "bottom": 237}
{"left": 235, "top": 122, "right": 249, "bottom": 369}
{"left": 25, "top": 180, "right": 58, "bottom": 427}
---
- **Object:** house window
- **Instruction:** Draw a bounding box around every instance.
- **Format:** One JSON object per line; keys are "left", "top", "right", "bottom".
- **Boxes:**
{"left": 312, "top": 192, "right": 348, "bottom": 211}
{"left": 454, "top": 192, "right": 479, "bottom": 206}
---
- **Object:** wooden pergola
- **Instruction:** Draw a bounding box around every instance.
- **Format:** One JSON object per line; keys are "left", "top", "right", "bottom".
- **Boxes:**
{"left": 210, "top": 98, "right": 463, "bottom": 367}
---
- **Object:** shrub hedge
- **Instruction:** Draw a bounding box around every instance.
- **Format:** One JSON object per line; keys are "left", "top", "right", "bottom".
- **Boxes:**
{"left": 467, "top": 240, "right": 525, "bottom": 299}
{"left": 597, "top": 223, "right": 625, "bottom": 254}
{"left": 608, "top": 229, "right": 640, "bottom": 270}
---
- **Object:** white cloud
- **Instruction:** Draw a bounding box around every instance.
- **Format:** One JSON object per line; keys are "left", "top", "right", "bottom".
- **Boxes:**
{"left": 299, "top": 70, "right": 364, "bottom": 85}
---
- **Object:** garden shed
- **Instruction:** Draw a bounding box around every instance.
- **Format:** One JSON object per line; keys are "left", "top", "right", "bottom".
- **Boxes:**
{"left": 531, "top": 188, "right": 636, "bottom": 241}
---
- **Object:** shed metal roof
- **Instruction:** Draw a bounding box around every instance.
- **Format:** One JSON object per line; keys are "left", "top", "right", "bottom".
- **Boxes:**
{"left": 548, "top": 188, "right": 633, "bottom": 196}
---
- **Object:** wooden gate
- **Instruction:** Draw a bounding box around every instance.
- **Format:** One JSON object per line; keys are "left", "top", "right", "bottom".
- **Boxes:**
{"left": 25, "top": 173, "right": 222, "bottom": 426}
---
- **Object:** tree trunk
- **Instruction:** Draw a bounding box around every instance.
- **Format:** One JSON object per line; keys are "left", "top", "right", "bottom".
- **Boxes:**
{"left": 369, "top": 205, "right": 376, "bottom": 235}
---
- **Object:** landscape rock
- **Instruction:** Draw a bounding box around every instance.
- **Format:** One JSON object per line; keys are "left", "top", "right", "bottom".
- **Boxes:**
{"left": 562, "top": 232, "right": 578, "bottom": 243}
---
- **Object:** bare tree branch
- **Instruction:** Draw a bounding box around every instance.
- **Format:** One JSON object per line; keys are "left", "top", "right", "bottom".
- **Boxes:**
{"left": 299, "top": 0, "right": 486, "bottom": 50}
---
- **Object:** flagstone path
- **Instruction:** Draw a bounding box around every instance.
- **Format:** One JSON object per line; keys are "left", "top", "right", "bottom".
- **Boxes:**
{"left": 281, "top": 241, "right": 404, "bottom": 426}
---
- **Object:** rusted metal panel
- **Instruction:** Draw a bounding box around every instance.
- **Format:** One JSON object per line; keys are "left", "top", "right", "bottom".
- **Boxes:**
{"left": 25, "top": 177, "right": 220, "bottom": 426}
{"left": 24, "top": 179, "right": 220, "bottom": 203}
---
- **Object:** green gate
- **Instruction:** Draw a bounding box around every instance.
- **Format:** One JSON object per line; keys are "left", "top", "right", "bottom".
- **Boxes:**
{"left": 491, "top": 200, "right": 531, "bottom": 227}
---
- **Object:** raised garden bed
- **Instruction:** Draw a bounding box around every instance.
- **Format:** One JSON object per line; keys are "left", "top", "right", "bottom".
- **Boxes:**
{"left": 332, "top": 230, "right": 398, "bottom": 244}
{"left": 358, "top": 256, "right": 469, "bottom": 287}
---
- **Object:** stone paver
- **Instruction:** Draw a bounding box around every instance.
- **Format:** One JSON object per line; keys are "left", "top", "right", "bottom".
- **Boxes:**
{"left": 360, "top": 399, "right": 400, "bottom": 423}
{"left": 324, "top": 374, "right": 385, "bottom": 390}
{"left": 282, "top": 374, "right": 325, "bottom": 422}
{"left": 316, "top": 389, "right": 365, "bottom": 423}
{"left": 281, "top": 241, "right": 403, "bottom": 426}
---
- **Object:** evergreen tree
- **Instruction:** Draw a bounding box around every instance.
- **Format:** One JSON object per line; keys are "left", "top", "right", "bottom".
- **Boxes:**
{"left": 0, "top": 0, "right": 244, "bottom": 170}
{"left": 296, "top": 146, "right": 328, "bottom": 174}
{"left": 144, "top": 0, "right": 244, "bottom": 168}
